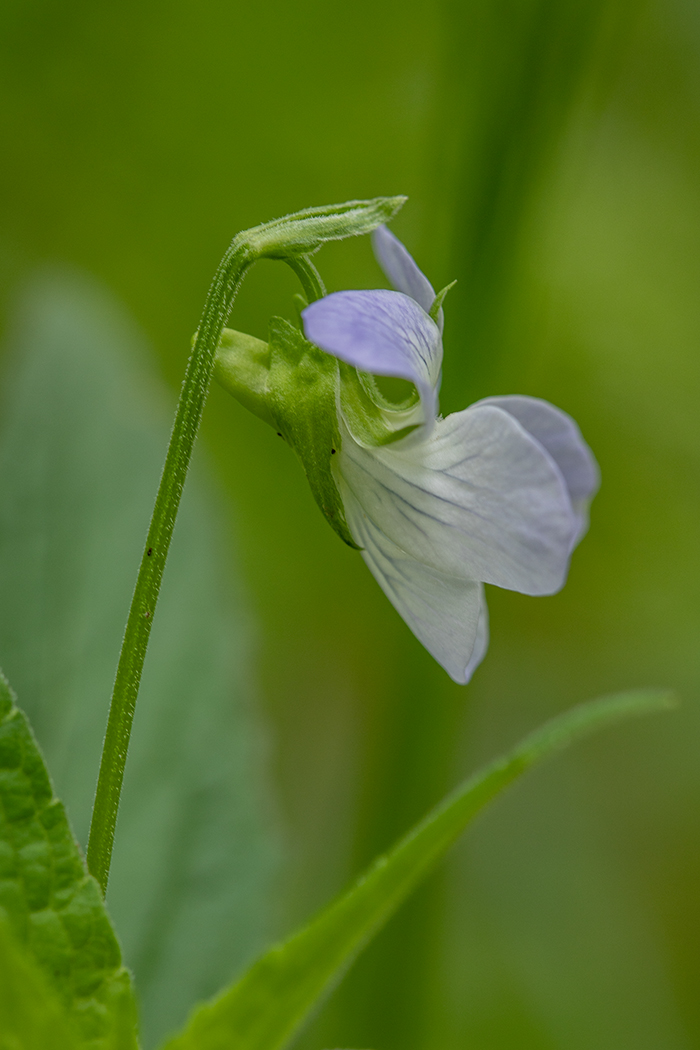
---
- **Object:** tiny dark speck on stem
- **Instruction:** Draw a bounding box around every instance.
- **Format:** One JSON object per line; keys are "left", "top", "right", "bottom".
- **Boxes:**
{"left": 277, "top": 432, "right": 282, "bottom": 437}
{"left": 147, "top": 547, "right": 153, "bottom": 556}
{"left": 331, "top": 448, "right": 336, "bottom": 454}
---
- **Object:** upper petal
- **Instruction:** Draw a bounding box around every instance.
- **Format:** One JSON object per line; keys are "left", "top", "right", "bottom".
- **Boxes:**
{"left": 371, "top": 225, "right": 444, "bottom": 333}
{"left": 336, "top": 404, "right": 578, "bottom": 595}
{"left": 303, "top": 289, "right": 442, "bottom": 426}
{"left": 342, "top": 484, "right": 488, "bottom": 683}
{"left": 475, "top": 395, "right": 600, "bottom": 541}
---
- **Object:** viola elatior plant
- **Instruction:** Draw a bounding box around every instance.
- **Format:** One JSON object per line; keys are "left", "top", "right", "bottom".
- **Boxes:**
{"left": 0, "top": 197, "right": 671, "bottom": 1050}
{"left": 215, "top": 222, "right": 599, "bottom": 683}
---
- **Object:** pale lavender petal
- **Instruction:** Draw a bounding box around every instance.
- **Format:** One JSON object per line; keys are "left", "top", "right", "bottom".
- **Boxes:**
{"left": 303, "top": 289, "right": 441, "bottom": 424}
{"left": 372, "top": 225, "right": 444, "bottom": 333}
{"left": 463, "top": 594, "right": 489, "bottom": 682}
{"left": 475, "top": 395, "right": 600, "bottom": 541}
{"left": 342, "top": 481, "right": 488, "bottom": 683}
{"left": 337, "top": 405, "right": 578, "bottom": 596}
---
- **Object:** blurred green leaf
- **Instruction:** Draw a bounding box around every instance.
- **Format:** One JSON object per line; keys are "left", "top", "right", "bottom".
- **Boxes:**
{"left": 0, "top": 669, "right": 137, "bottom": 1049}
{"left": 439, "top": 0, "right": 635, "bottom": 403}
{"left": 162, "top": 690, "right": 673, "bottom": 1050}
{"left": 0, "top": 271, "right": 279, "bottom": 1048}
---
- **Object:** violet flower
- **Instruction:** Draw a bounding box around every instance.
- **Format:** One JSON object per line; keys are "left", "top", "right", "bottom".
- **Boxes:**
{"left": 302, "top": 226, "right": 599, "bottom": 683}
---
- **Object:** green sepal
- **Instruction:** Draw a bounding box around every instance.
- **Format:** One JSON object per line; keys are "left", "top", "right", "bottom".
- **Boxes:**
{"left": 338, "top": 363, "right": 421, "bottom": 447}
{"left": 214, "top": 323, "right": 359, "bottom": 548}
{"left": 267, "top": 318, "right": 359, "bottom": 549}
{"left": 429, "top": 279, "right": 457, "bottom": 323}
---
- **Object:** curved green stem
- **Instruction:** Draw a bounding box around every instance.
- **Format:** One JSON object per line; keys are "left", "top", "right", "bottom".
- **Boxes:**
{"left": 285, "top": 254, "right": 326, "bottom": 303}
{"left": 86, "top": 197, "right": 405, "bottom": 894}
{"left": 87, "top": 238, "right": 254, "bottom": 894}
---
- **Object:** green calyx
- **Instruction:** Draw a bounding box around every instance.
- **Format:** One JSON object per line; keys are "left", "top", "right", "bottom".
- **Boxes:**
{"left": 215, "top": 322, "right": 359, "bottom": 549}
{"left": 214, "top": 319, "right": 425, "bottom": 548}
{"left": 213, "top": 190, "right": 418, "bottom": 549}
{"left": 209, "top": 196, "right": 412, "bottom": 550}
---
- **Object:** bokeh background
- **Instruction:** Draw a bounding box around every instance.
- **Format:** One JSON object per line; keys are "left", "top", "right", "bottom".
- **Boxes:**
{"left": 0, "top": 1, "right": 699, "bottom": 1048}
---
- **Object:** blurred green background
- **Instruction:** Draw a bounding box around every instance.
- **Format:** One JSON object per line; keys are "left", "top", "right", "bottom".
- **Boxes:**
{"left": 1, "top": 0, "right": 699, "bottom": 1048}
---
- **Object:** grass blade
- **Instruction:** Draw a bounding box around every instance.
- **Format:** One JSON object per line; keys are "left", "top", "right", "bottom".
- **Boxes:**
{"left": 163, "top": 689, "right": 674, "bottom": 1050}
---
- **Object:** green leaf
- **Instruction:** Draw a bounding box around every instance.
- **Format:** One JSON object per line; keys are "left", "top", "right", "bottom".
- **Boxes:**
{"left": 0, "top": 916, "right": 78, "bottom": 1050}
{"left": 0, "top": 271, "right": 279, "bottom": 1048}
{"left": 162, "top": 689, "right": 674, "bottom": 1050}
{"left": 0, "top": 670, "right": 138, "bottom": 1049}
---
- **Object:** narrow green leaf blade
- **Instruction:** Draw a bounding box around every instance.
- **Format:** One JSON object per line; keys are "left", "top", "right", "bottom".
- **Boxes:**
{"left": 162, "top": 689, "right": 674, "bottom": 1050}
{"left": 0, "top": 670, "right": 138, "bottom": 1049}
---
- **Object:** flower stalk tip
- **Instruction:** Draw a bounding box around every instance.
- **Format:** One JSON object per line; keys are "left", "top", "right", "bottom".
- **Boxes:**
{"left": 242, "top": 196, "right": 408, "bottom": 260}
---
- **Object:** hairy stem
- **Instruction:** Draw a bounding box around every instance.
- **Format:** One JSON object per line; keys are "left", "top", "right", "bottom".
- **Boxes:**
{"left": 86, "top": 196, "right": 404, "bottom": 893}
{"left": 87, "top": 239, "right": 254, "bottom": 894}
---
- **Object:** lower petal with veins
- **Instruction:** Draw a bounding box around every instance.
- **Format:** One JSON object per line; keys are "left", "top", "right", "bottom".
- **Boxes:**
{"left": 342, "top": 482, "right": 488, "bottom": 684}
{"left": 474, "top": 394, "right": 599, "bottom": 543}
{"left": 339, "top": 404, "right": 578, "bottom": 596}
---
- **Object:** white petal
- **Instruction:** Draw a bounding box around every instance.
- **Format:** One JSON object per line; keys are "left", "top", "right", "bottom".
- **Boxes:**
{"left": 464, "top": 595, "right": 489, "bottom": 683}
{"left": 475, "top": 395, "right": 600, "bottom": 542}
{"left": 337, "top": 405, "right": 578, "bottom": 596}
{"left": 371, "top": 225, "right": 444, "bottom": 333}
{"left": 343, "top": 486, "right": 488, "bottom": 683}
